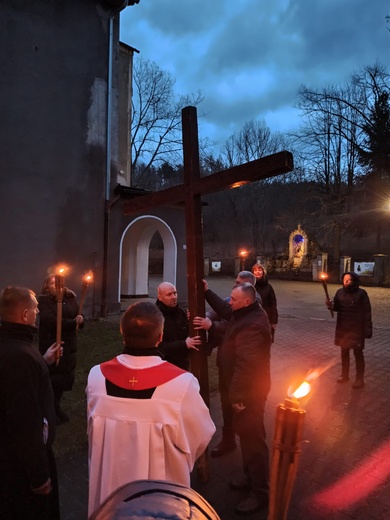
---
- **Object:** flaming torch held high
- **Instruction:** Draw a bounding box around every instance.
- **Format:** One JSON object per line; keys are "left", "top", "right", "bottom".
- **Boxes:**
{"left": 268, "top": 381, "right": 310, "bottom": 520}
{"left": 77, "top": 272, "right": 93, "bottom": 329}
{"left": 319, "top": 272, "right": 334, "bottom": 318}
{"left": 54, "top": 266, "right": 67, "bottom": 365}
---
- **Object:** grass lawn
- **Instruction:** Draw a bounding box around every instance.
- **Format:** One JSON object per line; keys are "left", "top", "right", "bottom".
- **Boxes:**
{"left": 52, "top": 317, "right": 218, "bottom": 461}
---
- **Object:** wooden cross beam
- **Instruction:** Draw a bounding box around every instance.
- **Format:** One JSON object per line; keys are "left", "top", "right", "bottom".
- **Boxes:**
{"left": 123, "top": 150, "right": 294, "bottom": 214}
{"left": 123, "top": 107, "right": 294, "bottom": 406}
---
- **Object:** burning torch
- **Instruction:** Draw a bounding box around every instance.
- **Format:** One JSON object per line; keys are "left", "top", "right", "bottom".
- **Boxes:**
{"left": 54, "top": 266, "right": 66, "bottom": 365}
{"left": 77, "top": 272, "right": 93, "bottom": 329}
{"left": 268, "top": 380, "right": 311, "bottom": 520}
{"left": 319, "top": 272, "right": 334, "bottom": 318}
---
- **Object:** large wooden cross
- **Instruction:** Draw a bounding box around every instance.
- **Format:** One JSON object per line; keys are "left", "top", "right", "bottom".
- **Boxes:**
{"left": 123, "top": 106, "right": 293, "bottom": 404}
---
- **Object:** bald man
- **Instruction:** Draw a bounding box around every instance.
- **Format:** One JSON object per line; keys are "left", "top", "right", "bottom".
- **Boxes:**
{"left": 156, "top": 282, "right": 201, "bottom": 370}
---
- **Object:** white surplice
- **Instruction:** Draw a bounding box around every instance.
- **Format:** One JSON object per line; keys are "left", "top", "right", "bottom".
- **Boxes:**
{"left": 86, "top": 354, "right": 216, "bottom": 517}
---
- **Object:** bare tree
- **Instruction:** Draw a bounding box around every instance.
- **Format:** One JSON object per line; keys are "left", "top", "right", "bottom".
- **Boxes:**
{"left": 221, "top": 119, "right": 284, "bottom": 167}
{"left": 131, "top": 57, "right": 203, "bottom": 187}
{"left": 218, "top": 119, "right": 296, "bottom": 255}
{"left": 295, "top": 63, "right": 390, "bottom": 259}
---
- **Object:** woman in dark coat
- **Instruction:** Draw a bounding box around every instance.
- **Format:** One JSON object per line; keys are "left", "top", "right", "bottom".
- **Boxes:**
{"left": 38, "top": 275, "right": 84, "bottom": 423}
{"left": 327, "top": 272, "right": 372, "bottom": 389}
{"left": 251, "top": 263, "right": 278, "bottom": 342}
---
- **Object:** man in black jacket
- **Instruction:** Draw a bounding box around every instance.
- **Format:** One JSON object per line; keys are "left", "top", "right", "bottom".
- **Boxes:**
{"left": 0, "top": 286, "right": 60, "bottom": 520}
{"left": 203, "top": 282, "right": 272, "bottom": 516}
{"left": 193, "top": 271, "right": 260, "bottom": 458}
{"left": 156, "top": 282, "right": 201, "bottom": 370}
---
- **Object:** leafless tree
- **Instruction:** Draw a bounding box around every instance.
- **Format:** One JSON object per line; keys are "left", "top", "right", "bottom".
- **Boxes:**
{"left": 295, "top": 62, "right": 390, "bottom": 259}
{"left": 131, "top": 57, "right": 203, "bottom": 186}
{"left": 221, "top": 119, "right": 284, "bottom": 167}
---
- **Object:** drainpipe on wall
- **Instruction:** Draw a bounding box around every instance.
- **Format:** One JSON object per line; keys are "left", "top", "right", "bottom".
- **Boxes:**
{"left": 101, "top": 0, "right": 128, "bottom": 317}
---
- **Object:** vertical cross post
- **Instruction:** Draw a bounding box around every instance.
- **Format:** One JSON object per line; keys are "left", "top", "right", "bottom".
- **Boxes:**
{"left": 182, "top": 106, "right": 209, "bottom": 404}
{"left": 182, "top": 106, "right": 209, "bottom": 482}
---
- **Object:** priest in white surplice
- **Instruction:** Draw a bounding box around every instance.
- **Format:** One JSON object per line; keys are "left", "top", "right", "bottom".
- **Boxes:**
{"left": 86, "top": 301, "right": 216, "bottom": 517}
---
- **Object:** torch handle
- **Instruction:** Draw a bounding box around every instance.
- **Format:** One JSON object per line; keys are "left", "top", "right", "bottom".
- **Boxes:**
{"left": 321, "top": 281, "right": 334, "bottom": 318}
{"left": 269, "top": 404, "right": 306, "bottom": 520}
{"left": 76, "top": 284, "right": 88, "bottom": 330}
{"left": 56, "top": 297, "right": 63, "bottom": 365}
{"left": 55, "top": 274, "right": 65, "bottom": 365}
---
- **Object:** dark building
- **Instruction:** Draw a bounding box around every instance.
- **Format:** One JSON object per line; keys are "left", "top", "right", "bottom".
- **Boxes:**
{"left": 1, "top": 0, "right": 187, "bottom": 314}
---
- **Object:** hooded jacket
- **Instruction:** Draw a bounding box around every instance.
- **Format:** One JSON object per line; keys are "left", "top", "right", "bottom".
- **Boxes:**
{"left": 333, "top": 272, "right": 372, "bottom": 349}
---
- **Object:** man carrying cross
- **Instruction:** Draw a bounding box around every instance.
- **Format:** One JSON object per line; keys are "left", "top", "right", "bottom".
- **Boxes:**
{"left": 86, "top": 301, "right": 215, "bottom": 517}
{"left": 122, "top": 106, "right": 293, "bottom": 408}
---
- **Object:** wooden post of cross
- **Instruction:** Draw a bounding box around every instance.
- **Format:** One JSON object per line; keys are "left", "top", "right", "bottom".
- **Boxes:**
{"left": 123, "top": 105, "right": 294, "bottom": 481}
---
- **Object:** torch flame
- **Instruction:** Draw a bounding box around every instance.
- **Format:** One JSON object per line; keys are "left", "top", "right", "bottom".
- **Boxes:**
{"left": 55, "top": 264, "right": 68, "bottom": 276}
{"left": 83, "top": 271, "right": 93, "bottom": 283}
{"left": 319, "top": 272, "right": 328, "bottom": 281}
{"left": 292, "top": 381, "right": 311, "bottom": 399}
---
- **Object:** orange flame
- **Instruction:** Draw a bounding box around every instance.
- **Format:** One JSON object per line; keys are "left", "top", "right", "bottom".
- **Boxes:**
{"left": 319, "top": 272, "right": 328, "bottom": 281}
{"left": 292, "top": 381, "right": 311, "bottom": 399}
{"left": 83, "top": 271, "right": 94, "bottom": 284}
{"left": 55, "top": 264, "right": 68, "bottom": 276}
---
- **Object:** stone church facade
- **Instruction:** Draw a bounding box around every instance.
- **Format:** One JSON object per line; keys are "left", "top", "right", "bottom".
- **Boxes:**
{"left": 0, "top": 0, "right": 187, "bottom": 315}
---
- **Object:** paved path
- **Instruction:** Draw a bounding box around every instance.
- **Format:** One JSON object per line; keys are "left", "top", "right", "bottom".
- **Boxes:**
{"left": 58, "top": 278, "right": 390, "bottom": 520}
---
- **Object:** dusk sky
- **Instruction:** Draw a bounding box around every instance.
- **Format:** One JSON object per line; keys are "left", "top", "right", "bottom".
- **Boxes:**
{"left": 120, "top": 0, "right": 389, "bottom": 153}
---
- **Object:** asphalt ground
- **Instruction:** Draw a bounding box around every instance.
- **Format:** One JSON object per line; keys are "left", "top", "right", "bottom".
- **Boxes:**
{"left": 57, "top": 278, "right": 390, "bottom": 520}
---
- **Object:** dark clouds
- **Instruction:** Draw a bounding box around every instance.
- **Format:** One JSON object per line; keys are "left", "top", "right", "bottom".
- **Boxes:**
{"left": 121, "top": 0, "right": 389, "bottom": 151}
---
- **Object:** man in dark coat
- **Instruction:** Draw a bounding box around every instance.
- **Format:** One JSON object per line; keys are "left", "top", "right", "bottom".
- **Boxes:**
{"left": 38, "top": 274, "right": 84, "bottom": 423}
{"left": 156, "top": 282, "right": 201, "bottom": 371}
{"left": 193, "top": 271, "right": 261, "bottom": 458}
{"left": 202, "top": 282, "right": 272, "bottom": 515}
{"left": 0, "top": 286, "right": 60, "bottom": 520}
{"left": 326, "top": 271, "right": 372, "bottom": 389}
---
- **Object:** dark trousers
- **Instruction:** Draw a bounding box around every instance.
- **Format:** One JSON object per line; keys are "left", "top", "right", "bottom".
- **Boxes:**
{"left": 234, "top": 399, "right": 269, "bottom": 499}
{"left": 341, "top": 348, "right": 365, "bottom": 378}
{"left": 218, "top": 371, "right": 235, "bottom": 437}
{"left": 0, "top": 447, "right": 60, "bottom": 520}
{"left": 54, "top": 389, "right": 63, "bottom": 413}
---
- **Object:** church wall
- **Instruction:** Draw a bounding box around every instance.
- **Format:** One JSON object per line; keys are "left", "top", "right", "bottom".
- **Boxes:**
{"left": 0, "top": 1, "right": 128, "bottom": 313}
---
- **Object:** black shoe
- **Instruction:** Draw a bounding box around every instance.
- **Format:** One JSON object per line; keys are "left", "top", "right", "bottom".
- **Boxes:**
{"left": 56, "top": 409, "right": 70, "bottom": 424}
{"left": 352, "top": 378, "right": 365, "bottom": 389}
{"left": 337, "top": 376, "right": 349, "bottom": 383}
{"left": 211, "top": 437, "right": 237, "bottom": 457}
{"left": 235, "top": 494, "right": 268, "bottom": 516}
{"left": 229, "top": 475, "right": 250, "bottom": 490}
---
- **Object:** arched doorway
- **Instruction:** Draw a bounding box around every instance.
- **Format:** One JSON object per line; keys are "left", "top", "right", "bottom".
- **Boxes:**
{"left": 119, "top": 215, "right": 177, "bottom": 299}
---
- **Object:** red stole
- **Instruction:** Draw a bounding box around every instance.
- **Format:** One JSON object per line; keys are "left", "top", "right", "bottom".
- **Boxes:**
{"left": 100, "top": 358, "right": 187, "bottom": 390}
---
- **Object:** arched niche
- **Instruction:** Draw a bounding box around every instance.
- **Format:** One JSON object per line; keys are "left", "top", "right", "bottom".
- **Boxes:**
{"left": 119, "top": 215, "right": 177, "bottom": 298}
{"left": 289, "top": 224, "right": 308, "bottom": 268}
